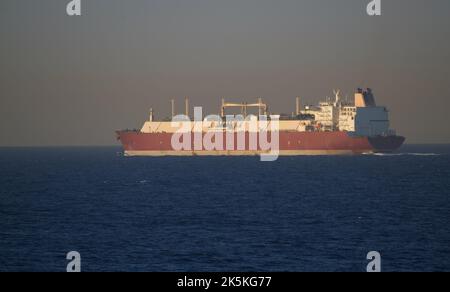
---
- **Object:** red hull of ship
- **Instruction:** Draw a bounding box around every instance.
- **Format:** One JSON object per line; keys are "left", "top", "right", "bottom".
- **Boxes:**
{"left": 116, "top": 131, "right": 405, "bottom": 156}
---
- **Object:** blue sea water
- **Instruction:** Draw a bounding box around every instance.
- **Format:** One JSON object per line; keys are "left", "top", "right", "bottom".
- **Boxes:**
{"left": 0, "top": 145, "right": 449, "bottom": 272}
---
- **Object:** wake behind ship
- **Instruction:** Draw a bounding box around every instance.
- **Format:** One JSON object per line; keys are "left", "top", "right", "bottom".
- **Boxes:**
{"left": 117, "top": 88, "right": 405, "bottom": 156}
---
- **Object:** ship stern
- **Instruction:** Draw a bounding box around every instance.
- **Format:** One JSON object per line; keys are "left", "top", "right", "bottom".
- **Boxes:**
{"left": 368, "top": 135, "right": 406, "bottom": 153}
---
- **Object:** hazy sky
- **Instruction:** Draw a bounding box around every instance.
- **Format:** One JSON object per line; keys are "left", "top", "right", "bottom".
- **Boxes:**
{"left": 1, "top": 0, "right": 449, "bottom": 146}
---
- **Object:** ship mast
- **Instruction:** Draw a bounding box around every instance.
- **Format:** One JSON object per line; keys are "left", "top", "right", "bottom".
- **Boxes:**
{"left": 171, "top": 99, "right": 175, "bottom": 119}
{"left": 185, "top": 97, "right": 189, "bottom": 119}
{"left": 221, "top": 98, "right": 268, "bottom": 118}
{"left": 296, "top": 97, "right": 301, "bottom": 115}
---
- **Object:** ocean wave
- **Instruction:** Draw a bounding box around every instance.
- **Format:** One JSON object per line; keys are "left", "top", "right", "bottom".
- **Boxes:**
{"left": 369, "top": 153, "right": 441, "bottom": 157}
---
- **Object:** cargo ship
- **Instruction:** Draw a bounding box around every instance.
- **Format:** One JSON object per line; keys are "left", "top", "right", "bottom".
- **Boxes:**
{"left": 116, "top": 88, "right": 405, "bottom": 156}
